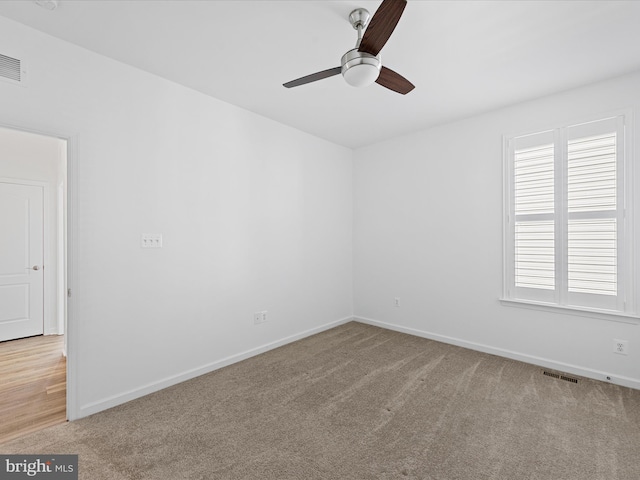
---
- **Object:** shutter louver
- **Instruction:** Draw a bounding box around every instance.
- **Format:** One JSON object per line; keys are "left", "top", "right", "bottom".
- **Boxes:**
{"left": 568, "top": 133, "right": 616, "bottom": 213}
{"left": 514, "top": 144, "right": 555, "bottom": 215}
{"left": 515, "top": 221, "right": 555, "bottom": 289}
{"left": 568, "top": 219, "right": 616, "bottom": 295}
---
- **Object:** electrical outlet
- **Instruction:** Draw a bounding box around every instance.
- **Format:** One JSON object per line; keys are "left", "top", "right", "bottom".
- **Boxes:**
{"left": 394, "top": 297, "right": 400, "bottom": 307}
{"left": 254, "top": 311, "right": 268, "bottom": 325}
{"left": 613, "top": 339, "right": 628, "bottom": 355}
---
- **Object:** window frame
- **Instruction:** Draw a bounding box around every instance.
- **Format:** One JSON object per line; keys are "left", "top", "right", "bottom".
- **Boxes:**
{"left": 502, "top": 110, "right": 638, "bottom": 322}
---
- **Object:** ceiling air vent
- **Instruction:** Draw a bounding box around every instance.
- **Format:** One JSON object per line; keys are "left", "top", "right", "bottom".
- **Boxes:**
{"left": 0, "top": 53, "right": 25, "bottom": 86}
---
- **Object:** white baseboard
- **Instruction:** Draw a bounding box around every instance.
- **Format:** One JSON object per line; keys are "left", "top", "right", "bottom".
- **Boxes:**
{"left": 354, "top": 316, "right": 640, "bottom": 391}
{"left": 78, "top": 316, "right": 354, "bottom": 418}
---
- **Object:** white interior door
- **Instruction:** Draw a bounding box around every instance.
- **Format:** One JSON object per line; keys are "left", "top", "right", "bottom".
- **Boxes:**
{"left": 0, "top": 181, "right": 44, "bottom": 341}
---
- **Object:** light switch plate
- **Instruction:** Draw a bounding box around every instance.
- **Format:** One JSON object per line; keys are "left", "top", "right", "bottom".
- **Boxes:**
{"left": 141, "top": 234, "right": 163, "bottom": 248}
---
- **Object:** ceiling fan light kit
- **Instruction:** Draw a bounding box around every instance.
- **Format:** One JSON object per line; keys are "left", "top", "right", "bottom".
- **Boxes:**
{"left": 283, "top": 0, "right": 414, "bottom": 95}
{"left": 341, "top": 49, "right": 381, "bottom": 87}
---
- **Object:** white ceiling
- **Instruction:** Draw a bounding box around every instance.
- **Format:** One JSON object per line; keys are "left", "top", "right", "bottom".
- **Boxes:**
{"left": 1, "top": 0, "right": 640, "bottom": 148}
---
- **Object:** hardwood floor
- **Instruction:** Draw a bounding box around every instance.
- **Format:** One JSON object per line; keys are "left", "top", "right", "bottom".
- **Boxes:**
{"left": 0, "top": 335, "right": 66, "bottom": 444}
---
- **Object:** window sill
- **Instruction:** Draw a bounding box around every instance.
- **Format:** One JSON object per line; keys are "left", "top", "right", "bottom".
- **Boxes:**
{"left": 499, "top": 298, "right": 640, "bottom": 325}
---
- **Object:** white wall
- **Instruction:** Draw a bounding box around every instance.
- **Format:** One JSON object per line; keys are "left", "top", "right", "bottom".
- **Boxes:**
{"left": 0, "top": 127, "right": 66, "bottom": 335}
{"left": 0, "top": 16, "right": 353, "bottom": 419}
{"left": 354, "top": 71, "right": 640, "bottom": 388}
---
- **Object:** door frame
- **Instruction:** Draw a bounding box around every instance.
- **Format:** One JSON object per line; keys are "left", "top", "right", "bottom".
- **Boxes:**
{"left": 0, "top": 123, "right": 78, "bottom": 421}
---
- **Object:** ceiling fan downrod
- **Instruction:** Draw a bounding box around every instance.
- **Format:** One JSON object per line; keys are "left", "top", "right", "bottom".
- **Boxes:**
{"left": 349, "top": 8, "right": 370, "bottom": 48}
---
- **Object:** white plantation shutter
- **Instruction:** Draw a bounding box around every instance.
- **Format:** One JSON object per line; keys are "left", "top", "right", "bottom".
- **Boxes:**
{"left": 567, "top": 130, "right": 617, "bottom": 298}
{"left": 508, "top": 131, "right": 556, "bottom": 303}
{"left": 505, "top": 115, "right": 634, "bottom": 315}
{"left": 513, "top": 141, "right": 555, "bottom": 291}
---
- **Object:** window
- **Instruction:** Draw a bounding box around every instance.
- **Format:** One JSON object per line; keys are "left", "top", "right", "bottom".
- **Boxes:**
{"left": 503, "top": 115, "right": 636, "bottom": 317}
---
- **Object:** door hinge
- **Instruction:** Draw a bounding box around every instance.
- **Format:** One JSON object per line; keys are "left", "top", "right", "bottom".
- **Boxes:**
{"left": 67, "top": 288, "right": 72, "bottom": 298}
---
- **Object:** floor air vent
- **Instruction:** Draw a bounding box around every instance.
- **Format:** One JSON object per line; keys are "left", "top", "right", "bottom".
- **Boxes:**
{"left": 0, "top": 53, "right": 24, "bottom": 85}
{"left": 543, "top": 370, "right": 578, "bottom": 384}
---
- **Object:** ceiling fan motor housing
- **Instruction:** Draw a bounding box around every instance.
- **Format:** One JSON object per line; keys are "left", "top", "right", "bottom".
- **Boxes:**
{"left": 341, "top": 49, "right": 382, "bottom": 87}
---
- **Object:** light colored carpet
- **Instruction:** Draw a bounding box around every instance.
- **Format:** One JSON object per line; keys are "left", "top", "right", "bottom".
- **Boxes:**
{"left": 3, "top": 322, "right": 639, "bottom": 479}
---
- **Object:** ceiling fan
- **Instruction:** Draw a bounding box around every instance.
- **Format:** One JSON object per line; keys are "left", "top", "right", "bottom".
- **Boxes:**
{"left": 283, "top": 0, "right": 414, "bottom": 95}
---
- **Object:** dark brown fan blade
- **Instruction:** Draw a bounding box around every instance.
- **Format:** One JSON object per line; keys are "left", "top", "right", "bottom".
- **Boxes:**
{"left": 358, "top": 0, "right": 407, "bottom": 56}
{"left": 375, "top": 66, "right": 414, "bottom": 94}
{"left": 283, "top": 67, "right": 342, "bottom": 88}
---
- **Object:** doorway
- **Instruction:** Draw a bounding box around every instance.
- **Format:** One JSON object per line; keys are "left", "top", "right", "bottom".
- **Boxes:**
{"left": 0, "top": 126, "right": 68, "bottom": 441}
